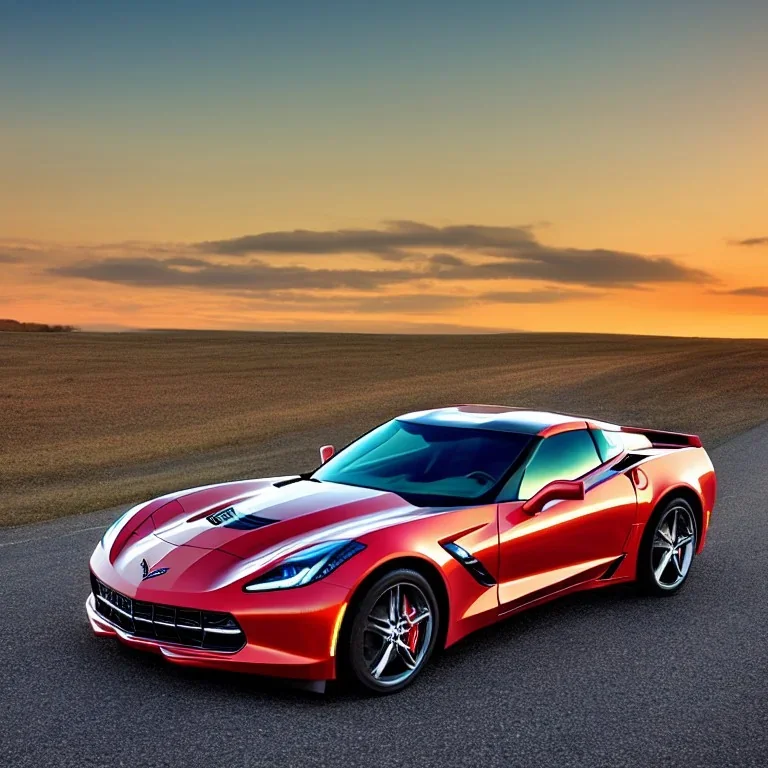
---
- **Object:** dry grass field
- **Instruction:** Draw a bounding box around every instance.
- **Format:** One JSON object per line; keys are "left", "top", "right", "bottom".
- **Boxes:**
{"left": 1, "top": 330, "right": 766, "bottom": 526}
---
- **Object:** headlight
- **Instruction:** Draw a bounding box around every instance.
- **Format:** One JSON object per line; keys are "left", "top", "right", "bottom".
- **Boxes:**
{"left": 243, "top": 540, "right": 366, "bottom": 592}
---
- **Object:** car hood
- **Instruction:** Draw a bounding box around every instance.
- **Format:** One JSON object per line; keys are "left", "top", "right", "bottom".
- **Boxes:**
{"left": 151, "top": 479, "right": 420, "bottom": 561}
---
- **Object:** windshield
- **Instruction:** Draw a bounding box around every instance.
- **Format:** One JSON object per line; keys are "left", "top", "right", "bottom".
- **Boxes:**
{"left": 312, "top": 419, "right": 532, "bottom": 505}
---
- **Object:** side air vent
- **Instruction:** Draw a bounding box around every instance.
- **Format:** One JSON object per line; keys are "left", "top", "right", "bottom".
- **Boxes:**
{"left": 611, "top": 453, "right": 646, "bottom": 473}
{"left": 599, "top": 554, "right": 626, "bottom": 580}
{"left": 442, "top": 542, "right": 496, "bottom": 587}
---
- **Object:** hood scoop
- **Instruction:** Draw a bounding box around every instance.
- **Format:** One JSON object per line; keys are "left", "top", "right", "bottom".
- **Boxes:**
{"left": 206, "top": 506, "right": 275, "bottom": 530}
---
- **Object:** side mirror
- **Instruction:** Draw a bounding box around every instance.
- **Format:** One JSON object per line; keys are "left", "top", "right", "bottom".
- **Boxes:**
{"left": 522, "top": 479, "right": 585, "bottom": 516}
{"left": 319, "top": 444, "right": 335, "bottom": 464}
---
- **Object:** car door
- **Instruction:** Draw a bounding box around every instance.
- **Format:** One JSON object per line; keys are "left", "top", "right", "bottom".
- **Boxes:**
{"left": 495, "top": 429, "right": 636, "bottom": 611}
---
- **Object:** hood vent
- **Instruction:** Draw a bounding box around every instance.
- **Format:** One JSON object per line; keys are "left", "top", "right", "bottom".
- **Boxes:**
{"left": 206, "top": 507, "right": 275, "bottom": 530}
{"left": 225, "top": 514, "right": 275, "bottom": 531}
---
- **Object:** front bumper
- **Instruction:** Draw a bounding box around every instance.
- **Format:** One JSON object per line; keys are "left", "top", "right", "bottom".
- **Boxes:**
{"left": 86, "top": 584, "right": 347, "bottom": 681}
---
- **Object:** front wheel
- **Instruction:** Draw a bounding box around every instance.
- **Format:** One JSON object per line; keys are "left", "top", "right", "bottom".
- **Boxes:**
{"left": 638, "top": 497, "right": 698, "bottom": 596}
{"left": 340, "top": 568, "right": 439, "bottom": 694}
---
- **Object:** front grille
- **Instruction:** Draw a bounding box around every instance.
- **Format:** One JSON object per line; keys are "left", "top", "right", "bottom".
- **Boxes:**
{"left": 91, "top": 575, "right": 245, "bottom": 653}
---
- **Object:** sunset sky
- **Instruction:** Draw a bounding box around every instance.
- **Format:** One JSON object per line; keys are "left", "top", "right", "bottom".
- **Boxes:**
{"left": 1, "top": 0, "right": 767, "bottom": 337}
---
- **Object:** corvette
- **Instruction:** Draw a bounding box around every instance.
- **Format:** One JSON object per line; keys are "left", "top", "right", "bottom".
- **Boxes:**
{"left": 87, "top": 405, "right": 716, "bottom": 693}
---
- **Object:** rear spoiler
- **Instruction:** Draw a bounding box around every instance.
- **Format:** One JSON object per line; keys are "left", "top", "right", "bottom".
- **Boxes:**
{"left": 621, "top": 426, "right": 702, "bottom": 449}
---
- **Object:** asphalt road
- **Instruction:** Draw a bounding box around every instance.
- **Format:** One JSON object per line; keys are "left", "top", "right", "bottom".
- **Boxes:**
{"left": 1, "top": 425, "right": 766, "bottom": 768}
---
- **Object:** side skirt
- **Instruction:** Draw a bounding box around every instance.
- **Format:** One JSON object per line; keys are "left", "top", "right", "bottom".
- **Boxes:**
{"left": 497, "top": 568, "right": 631, "bottom": 620}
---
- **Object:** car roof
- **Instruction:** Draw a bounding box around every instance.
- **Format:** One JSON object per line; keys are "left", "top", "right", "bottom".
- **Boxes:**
{"left": 397, "top": 404, "right": 620, "bottom": 437}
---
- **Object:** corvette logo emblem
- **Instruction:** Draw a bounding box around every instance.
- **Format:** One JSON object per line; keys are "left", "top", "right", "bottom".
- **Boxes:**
{"left": 140, "top": 558, "right": 170, "bottom": 581}
{"left": 206, "top": 506, "right": 275, "bottom": 530}
{"left": 207, "top": 506, "right": 238, "bottom": 525}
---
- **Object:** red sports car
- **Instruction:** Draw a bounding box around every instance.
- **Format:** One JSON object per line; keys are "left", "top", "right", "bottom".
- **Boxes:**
{"left": 87, "top": 405, "right": 716, "bottom": 693}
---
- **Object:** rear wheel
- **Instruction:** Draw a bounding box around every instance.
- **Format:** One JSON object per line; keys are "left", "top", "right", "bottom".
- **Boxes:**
{"left": 638, "top": 497, "right": 697, "bottom": 596}
{"left": 340, "top": 568, "right": 439, "bottom": 694}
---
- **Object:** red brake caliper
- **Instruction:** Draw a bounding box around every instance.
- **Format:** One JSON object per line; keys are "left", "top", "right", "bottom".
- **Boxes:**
{"left": 402, "top": 594, "right": 419, "bottom": 652}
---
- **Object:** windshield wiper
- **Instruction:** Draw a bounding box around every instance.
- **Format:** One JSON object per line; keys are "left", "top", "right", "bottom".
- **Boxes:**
{"left": 273, "top": 473, "right": 320, "bottom": 488}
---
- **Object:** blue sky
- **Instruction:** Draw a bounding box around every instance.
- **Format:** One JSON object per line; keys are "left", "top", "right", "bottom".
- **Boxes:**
{"left": 1, "top": 0, "right": 767, "bottom": 336}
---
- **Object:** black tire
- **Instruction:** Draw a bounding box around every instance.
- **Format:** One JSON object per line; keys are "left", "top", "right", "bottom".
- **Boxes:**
{"left": 339, "top": 568, "right": 440, "bottom": 695}
{"left": 638, "top": 496, "right": 698, "bottom": 596}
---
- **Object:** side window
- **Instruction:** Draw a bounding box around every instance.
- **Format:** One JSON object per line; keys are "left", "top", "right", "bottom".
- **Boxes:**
{"left": 514, "top": 430, "right": 601, "bottom": 501}
{"left": 591, "top": 429, "right": 624, "bottom": 462}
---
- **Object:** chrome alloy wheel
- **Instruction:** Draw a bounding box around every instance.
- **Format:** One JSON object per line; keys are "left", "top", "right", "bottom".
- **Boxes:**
{"left": 363, "top": 582, "right": 433, "bottom": 687}
{"left": 651, "top": 504, "right": 696, "bottom": 589}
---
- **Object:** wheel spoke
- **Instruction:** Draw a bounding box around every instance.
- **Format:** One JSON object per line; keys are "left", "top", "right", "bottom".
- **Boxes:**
{"left": 407, "top": 608, "right": 430, "bottom": 626}
{"left": 366, "top": 615, "right": 391, "bottom": 639}
{"left": 371, "top": 642, "right": 394, "bottom": 679}
{"left": 388, "top": 585, "right": 400, "bottom": 624}
{"left": 365, "top": 581, "right": 434, "bottom": 686}
{"left": 395, "top": 639, "right": 417, "bottom": 669}
{"left": 654, "top": 549, "right": 673, "bottom": 581}
{"left": 651, "top": 506, "right": 696, "bottom": 588}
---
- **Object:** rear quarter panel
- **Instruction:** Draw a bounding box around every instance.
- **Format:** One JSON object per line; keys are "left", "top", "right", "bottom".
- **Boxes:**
{"left": 633, "top": 447, "right": 717, "bottom": 553}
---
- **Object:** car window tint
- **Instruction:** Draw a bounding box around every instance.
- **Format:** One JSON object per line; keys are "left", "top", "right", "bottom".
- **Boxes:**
{"left": 591, "top": 429, "right": 624, "bottom": 462}
{"left": 516, "top": 430, "right": 601, "bottom": 500}
{"left": 313, "top": 419, "right": 532, "bottom": 504}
